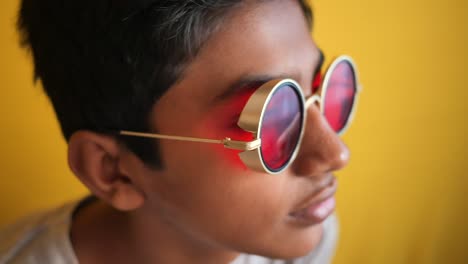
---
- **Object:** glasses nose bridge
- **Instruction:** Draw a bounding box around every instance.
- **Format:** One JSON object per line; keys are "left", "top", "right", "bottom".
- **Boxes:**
{"left": 304, "top": 94, "right": 321, "bottom": 110}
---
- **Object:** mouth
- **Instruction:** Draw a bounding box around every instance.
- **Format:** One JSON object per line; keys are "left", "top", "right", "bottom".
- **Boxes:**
{"left": 288, "top": 176, "right": 337, "bottom": 225}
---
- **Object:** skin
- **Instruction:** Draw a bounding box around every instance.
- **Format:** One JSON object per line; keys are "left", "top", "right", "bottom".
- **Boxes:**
{"left": 68, "top": 1, "right": 350, "bottom": 264}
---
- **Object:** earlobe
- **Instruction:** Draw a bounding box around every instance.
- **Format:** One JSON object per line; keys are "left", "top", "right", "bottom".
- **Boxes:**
{"left": 68, "top": 130, "right": 145, "bottom": 211}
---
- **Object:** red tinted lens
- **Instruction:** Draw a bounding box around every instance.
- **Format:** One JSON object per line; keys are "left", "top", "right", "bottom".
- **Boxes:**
{"left": 260, "top": 84, "right": 303, "bottom": 172}
{"left": 323, "top": 60, "right": 356, "bottom": 132}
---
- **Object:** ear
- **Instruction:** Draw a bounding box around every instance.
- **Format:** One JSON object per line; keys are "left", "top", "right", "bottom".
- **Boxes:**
{"left": 68, "top": 131, "right": 145, "bottom": 211}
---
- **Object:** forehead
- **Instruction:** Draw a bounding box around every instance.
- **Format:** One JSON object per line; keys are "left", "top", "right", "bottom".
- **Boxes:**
{"left": 158, "top": 0, "right": 319, "bottom": 107}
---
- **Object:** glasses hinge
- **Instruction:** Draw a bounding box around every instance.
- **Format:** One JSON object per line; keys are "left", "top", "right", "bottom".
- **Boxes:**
{"left": 222, "top": 138, "right": 261, "bottom": 151}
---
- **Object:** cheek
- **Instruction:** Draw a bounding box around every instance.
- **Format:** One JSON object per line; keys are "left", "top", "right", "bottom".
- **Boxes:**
{"left": 155, "top": 102, "right": 290, "bottom": 231}
{"left": 146, "top": 138, "right": 323, "bottom": 257}
{"left": 150, "top": 136, "right": 289, "bottom": 227}
{"left": 173, "top": 168, "right": 290, "bottom": 243}
{"left": 146, "top": 93, "right": 322, "bottom": 255}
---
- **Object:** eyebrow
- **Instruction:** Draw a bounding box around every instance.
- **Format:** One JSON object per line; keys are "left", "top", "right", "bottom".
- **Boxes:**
{"left": 215, "top": 73, "right": 297, "bottom": 101}
{"left": 215, "top": 49, "right": 325, "bottom": 102}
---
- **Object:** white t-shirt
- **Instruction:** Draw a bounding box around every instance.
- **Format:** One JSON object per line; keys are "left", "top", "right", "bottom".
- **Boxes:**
{"left": 0, "top": 198, "right": 338, "bottom": 264}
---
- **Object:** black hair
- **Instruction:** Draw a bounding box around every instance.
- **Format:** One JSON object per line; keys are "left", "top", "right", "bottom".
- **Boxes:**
{"left": 17, "top": 0, "right": 312, "bottom": 168}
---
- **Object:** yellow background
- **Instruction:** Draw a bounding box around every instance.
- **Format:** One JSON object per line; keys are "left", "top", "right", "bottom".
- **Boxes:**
{"left": 1, "top": 0, "right": 467, "bottom": 263}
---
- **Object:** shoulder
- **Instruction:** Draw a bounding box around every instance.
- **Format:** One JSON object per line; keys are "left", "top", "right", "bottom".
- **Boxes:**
{"left": 232, "top": 214, "right": 339, "bottom": 264}
{"left": 0, "top": 200, "right": 81, "bottom": 264}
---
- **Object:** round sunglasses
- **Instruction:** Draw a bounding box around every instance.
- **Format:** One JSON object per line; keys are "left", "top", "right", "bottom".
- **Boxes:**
{"left": 120, "top": 55, "right": 360, "bottom": 174}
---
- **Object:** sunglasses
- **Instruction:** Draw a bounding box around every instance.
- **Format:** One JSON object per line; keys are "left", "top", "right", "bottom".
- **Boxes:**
{"left": 120, "top": 55, "right": 360, "bottom": 174}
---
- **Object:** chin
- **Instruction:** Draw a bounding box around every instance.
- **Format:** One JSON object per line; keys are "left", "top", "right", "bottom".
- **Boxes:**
{"left": 248, "top": 223, "right": 324, "bottom": 260}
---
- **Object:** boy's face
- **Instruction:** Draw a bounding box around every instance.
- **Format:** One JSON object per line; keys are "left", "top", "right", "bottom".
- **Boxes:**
{"left": 129, "top": 0, "right": 349, "bottom": 258}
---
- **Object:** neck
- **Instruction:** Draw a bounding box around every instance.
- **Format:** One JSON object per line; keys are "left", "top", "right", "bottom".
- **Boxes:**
{"left": 71, "top": 199, "right": 239, "bottom": 264}
{"left": 129, "top": 204, "right": 240, "bottom": 264}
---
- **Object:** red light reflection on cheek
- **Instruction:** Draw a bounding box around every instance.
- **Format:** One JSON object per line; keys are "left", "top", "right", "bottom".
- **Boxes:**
{"left": 194, "top": 86, "right": 259, "bottom": 171}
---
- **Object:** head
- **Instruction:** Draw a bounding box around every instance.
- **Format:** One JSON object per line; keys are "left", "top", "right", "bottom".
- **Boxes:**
{"left": 18, "top": 0, "right": 350, "bottom": 259}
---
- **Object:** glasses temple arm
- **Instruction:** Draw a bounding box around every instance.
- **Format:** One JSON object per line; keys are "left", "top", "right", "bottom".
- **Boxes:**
{"left": 119, "top": 130, "right": 261, "bottom": 151}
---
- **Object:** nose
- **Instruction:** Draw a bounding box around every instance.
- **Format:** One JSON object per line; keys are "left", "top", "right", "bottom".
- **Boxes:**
{"left": 291, "top": 104, "right": 350, "bottom": 177}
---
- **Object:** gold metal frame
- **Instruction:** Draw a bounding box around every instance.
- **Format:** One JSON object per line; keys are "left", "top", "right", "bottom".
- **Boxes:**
{"left": 236, "top": 79, "right": 306, "bottom": 174}
{"left": 119, "top": 55, "right": 360, "bottom": 174}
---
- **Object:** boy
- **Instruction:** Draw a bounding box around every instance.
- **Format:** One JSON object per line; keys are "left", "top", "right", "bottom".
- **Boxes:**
{"left": 1, "top": 0, "right": 359, "bottom": 263}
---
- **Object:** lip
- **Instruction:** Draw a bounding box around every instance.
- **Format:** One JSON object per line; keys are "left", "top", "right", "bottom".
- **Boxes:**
{"left": 288, "top": 176, "right": 337, "bottom": 225}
